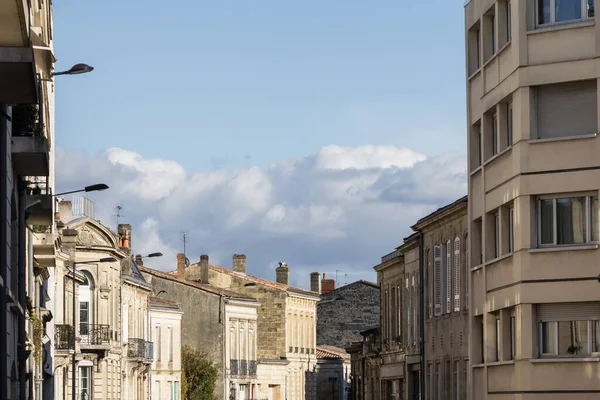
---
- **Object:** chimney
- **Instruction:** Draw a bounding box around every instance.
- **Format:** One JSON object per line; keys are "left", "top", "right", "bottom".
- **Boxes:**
{"left": 176, "top": 253, "right": 186, "bottom": 279}
{"left": 135, "top": 254, "right": 143, "bottom": 267}
{"left": 233, "top": 254, "right": 247, "bottom": 274}
{"left": 321, "top": 272, "right": 336, "bottom": 295}
{"left": 199, "top": 254, "right": 209, "bottom": 284}
{"left": 118, "top": 224, "right": 132, "bottom": 255}
{"left": 310, "top": 272, "right": 321, "bottom": 293}
{"left": 276, "top": 261, "right": 290, "bottom": 285}
{"left": 57, "top": 200, "right": 73, "bottom": 224}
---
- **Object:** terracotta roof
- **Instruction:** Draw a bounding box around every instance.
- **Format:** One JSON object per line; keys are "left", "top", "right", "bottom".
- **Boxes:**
{"left": 316, "top": 345, "right": 350, "bottom": 360}
{"left": 148, "top": 296, "right": 180, "bottom": 309}
{"left": 169, "top": 263, "right": 320, "bottom": 298}
{"left": 139, "top": 266, "right": 255, "bottom": 300}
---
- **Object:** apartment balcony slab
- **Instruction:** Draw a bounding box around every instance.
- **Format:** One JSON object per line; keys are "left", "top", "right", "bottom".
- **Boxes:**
{"left": 33, "top": 231, "right": 55, "bottom": 267}
{"left": 0, "top": 47, "right": 38, "bottom": 104}
{"left": 25, "top": 194, "right": 52, "bottom": 225}
{"left": 12, "top": 136, "right": 49, "bottom": 176}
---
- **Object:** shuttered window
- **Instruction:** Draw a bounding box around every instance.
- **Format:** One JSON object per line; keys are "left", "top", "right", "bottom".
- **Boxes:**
{"left": 406, "top": 278, "right": 411, "bottom": 346}
{"left": 465, "top": 235, "right": 469, "bottom": 310}
{"left": 412, "top": 275, "right": 417, "bottom": 346}
{"left": 538, "top": 302, "right": 600, "bottom": 322}
{"left": 427, "top": 248, "right": 433, "bottom": 318}
{"left": 453, "top": 237, "right": 461, "bottom": 312}
{"left": 446, "top": 240, "right": 452, "bottom": 314}
{"left": 434, "top": 245, "right": 442, "bottom": 316}
{"left": 536, "top": 80, "right": 597, "bottom": 139}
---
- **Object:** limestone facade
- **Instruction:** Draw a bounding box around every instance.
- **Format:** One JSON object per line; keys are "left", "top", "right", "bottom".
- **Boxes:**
{"left": 345, "top": 327, "right": 381, "bottom": 400}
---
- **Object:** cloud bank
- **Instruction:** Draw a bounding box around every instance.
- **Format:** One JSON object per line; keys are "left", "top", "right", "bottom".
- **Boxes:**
{"left": 56, "top": 145, "right": 467, "bottom": 288}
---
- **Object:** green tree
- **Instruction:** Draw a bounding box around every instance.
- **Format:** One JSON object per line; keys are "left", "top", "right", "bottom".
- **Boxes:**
{"left": 181, "top": 345, "right": 219, "bottom": 400}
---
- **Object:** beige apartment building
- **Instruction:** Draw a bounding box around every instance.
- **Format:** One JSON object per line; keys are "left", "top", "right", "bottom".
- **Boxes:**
{"left": 465, "top": 0, "right": 600, "bottom": 398}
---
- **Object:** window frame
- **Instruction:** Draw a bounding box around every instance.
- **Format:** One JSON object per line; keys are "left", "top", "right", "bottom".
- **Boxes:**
{"left": 495, "top": 211, "right": 500, "bottom": 258}
{"left": 539, "top": 319, "right": 600, "bottom": 357}
{"left": 508, "top": 205, "right": 514, "bottom": 253}
{"left": 495, "top": 314, "right": 501, "bottom": 361}
{"left": 506, "top": 101, "right": 513, "bottom": 148}
{"left": 492, "top": 112, "right": 498, "bottom": 156}
{"left": 536, "top": 0, "right": 595, "bottom": 27}
{"left": 507, "top": 0, "right": 512, "bottom": 42}
{"left": 510, "top": 309, "right": 516, "bottom": 360}
{"left": 537, "top": 194, "right": 598, "bottom": 247}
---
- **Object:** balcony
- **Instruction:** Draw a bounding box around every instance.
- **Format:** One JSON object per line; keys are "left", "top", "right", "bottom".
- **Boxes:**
{"left": 80, "top": 324, "right": 110, "bottom": 347}
{"left": 32, "top": 225, "right": 54, "bottom": 268}
{"left": 12, "top": 103, "right": 49, "bottom": 177}
{"left": 25, "top": 178, "right": 52, "bottom": 226}
{"left": 55, "top": 324, "right": 74, "bottom": 350}
{"left": 249, "top": 360, "right": 257, "bottom": 376}
{"left": 127, "top": 338, "right": 153, "bottom": 363}
{"left": 230, "top": 359, "right": 239, "bottom": 376}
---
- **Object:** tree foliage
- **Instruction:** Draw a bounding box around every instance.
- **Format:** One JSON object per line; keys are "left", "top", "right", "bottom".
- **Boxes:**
{"left": 181, "top": 345, "right": 219, "bottom": 400}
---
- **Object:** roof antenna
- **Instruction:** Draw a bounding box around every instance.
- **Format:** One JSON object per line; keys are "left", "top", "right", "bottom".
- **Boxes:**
{"left": 113, "top": 204, "right": 124, "bottom": 226}
{"left": 182, "top": 232, "right": 190, "bottom": 266}
{"left": 345, "top": 273, "right": 347, "bottom": 286}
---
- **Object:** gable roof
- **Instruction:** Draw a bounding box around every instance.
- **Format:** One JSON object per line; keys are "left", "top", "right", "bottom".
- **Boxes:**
{"left": 140, "top": 266, "right": 256, "bottom": 300}
{"left": 64, "top": 216, "right": 121, "bottom": 250}
{"left": 169, "top": 263, "right": 320, "bottom": 299}
{"left": 316, "top": 345, "right": 350, "bottom": 360}
{"left": 321, "top": 280, "right": 379, "bottom": 296}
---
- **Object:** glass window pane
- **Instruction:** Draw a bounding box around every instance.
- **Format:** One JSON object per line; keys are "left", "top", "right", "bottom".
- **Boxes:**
{"left": 510, "top": 314, "right": 516, "bottom": 359}
{"left": 589, "top": 0, "right": 595, "bottom": 17}
{"left": 557, "top": 197, "right": 587, "bottom": 244}
{"left": 557, "top": 320, "right": 589, "bottom": 355}
{"left": 556, "top": 0, "right": 583, "bottom": 21}
{"left": 592, "top": 196, "right": 598, "bottom": 242}
{"left": 540, "top": 199, "right": 554, "bottom": 244}
{"left": 593, "top": 320, "right": 600, "bottom": 352}
{"left": 538, "top": 0, "right": 552, "bottom": 24}
{"left": 542, "top": 321, "right": 557, "bottom": 354}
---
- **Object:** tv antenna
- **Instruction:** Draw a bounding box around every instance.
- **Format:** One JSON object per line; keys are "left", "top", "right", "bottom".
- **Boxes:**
{"left": 113, "top": 204, "right": 125, "bottom": 226}
{"left": 182, "top": 232, "right": 190, "bottom": 267}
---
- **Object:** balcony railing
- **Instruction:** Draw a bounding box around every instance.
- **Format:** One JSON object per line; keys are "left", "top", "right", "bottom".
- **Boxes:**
{"left": 79, "top": 324, "right": 110, "bottom": 346}
{"left": 240, "top": 360, "right": 248, "bottom": 376}
{"left": 230, "top": 359, "right": 239, "bottom": 376}
{"left": 127, "top": 338, "right": 153, "bottom": 359}
{"left": 249, "top": 360, "right": 257, "bottom": 375}
{"left": 55, "top": 325, "right": 74, "bottom": 350}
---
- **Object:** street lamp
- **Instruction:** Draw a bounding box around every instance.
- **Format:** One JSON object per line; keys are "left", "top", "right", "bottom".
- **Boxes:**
{"left": 71, "top": 257, "right": 116, "bottom": 400}
{"left": 55, "top": 183, "right": 109, "bottom": 197}
{"left": 52, "top": 63, "right": 94, "bottom": 76}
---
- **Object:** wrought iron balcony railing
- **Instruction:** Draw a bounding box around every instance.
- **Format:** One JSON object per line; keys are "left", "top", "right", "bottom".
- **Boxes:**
{"left": 79, "top": 324, "right": 110, "bottom": 346}
{"left": 127, "top": 338, "right": 153, "bottom": 359}
{"left": 55, "top": 325, "right": 74, "bottom": 350}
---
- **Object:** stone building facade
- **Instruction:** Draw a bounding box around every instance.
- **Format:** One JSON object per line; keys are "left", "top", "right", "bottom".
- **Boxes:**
{"left": 316, "top": 280, "right": 380, "bottom": 349}
{"left": 314, "top": 346, "right": 350, "bottom": 400}
{"left": 345, "top": 327, "right": 381, "bottom": 400}
{"left": 140, "top": 261, "right": 259, "bottom": 400}
{"left": 180, "top": 255, "right": 320, "bottom": 400}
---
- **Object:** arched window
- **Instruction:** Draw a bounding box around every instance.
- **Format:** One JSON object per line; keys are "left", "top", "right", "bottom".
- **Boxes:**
{"left": 79, "top": 273, "right": 93, "bottom": 338}
{"left": 453, "top": 237, "right": 461, "bottom": 312}
{"left": 433, "top": 244, "right": 442, "bottom": 316}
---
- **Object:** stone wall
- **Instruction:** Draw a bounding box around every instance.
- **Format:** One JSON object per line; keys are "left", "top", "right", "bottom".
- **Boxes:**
{"left": 317, "top": 281, "right": 380, "bottom": 348}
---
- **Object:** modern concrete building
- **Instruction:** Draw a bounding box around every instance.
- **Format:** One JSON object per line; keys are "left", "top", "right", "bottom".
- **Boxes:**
{"left": 415, "top": 197, "right": 469, "bottom": 400}
{"left": 465, "top": 0, "right": 600, "bottom": 398}
{"left": 316, "top": 280, "right": 380, "bottom": 348}
{"left": 180, "top": 255, "right": 320, "bottom": 400}
{"left": 148, "top": 296, "right": 183, "bottom": 400}
{"left": 314, "top": 346, "right": 350, "bottom": 400}
{"left": 1, "top": 1, "right": 57, "bottom": 399}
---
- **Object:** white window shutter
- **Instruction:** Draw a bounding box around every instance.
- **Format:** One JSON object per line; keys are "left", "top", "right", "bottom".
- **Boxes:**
{"left": 434, "top": 245, "right": 442, "bottom": 316}
{"left": 454, "top": 237, "right": 461, "bottom": 312}
{"left": 446, "top": 240, "right": 452, "bottom": 314}
{"left": 427, "top": 249, "right": 433, "bottom": 318}
{"left": 123, "top": 304, "right": 129, "bottom": 343}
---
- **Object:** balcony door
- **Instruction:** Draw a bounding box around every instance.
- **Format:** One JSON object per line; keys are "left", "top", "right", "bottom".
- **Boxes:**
{"left": 79, "top": 275, "right": 92, "bottom": 343}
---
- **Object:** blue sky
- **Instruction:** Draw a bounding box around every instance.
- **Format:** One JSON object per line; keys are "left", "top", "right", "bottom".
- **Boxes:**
{"left": 53, "top": 0, "right": 467, "bottom": 171}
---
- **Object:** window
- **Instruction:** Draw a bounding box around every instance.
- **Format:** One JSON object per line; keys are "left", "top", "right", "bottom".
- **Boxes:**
{"left": 495, "top": 315, "right": 501, "bottom": 361}
{"left": 427, "top": 363, "right": 432, "bottom": 400}
{"left": 453, "top": 237, "right": 461, "bottom": 312}
{"left": 464, "top": 234, "right": 469, "bottom": 310}
{"left": 412, "top": 275, "right": 417, "bottom": 346}
{"left": 155, "top": 324, "right": 161, "bottom": 361}
{"left": 492, "top": 113, "right": 498, "bottom": 156}
{"left": 470, "top": 122, "right": 482, "bottom": 170}
{"left": 435, "top": 362, "right": 441, "bottom": 400}
{"left": 406, "top": 278, "right": 411, "bottom": 346}
{"left": 537, "top": 0, "right": 595, "bottom": 26}
{"left": 538, "top": 302, "right": 600, "bottom": 357}
{"left": 468, "top": 24, "right": 481, "bottom": 75}
{"left": 507, "top": 1, "right": 512, "bottom": 41}
{"left": 510, "top": 310, "right": 516, "bottom": 360}
{"left": 495, "top": 212, "right": 500, "bottom": 258}
{"left": 483, "top": 7, "right": 497, "bottom": 62}
{"left": 535, "top": 80, "right": 597, "bottom": 140}
{"left": 506, "top": 102, "right": 513, "bottom": 147}
{"left": 427, "top": 248, "right": 433, "bottom": 318}
{"left": 434, "top": 245, "right": 442, "bottom": 316}
{"left": 79, "top": 366, "right": 92, "bottom": 400}
{"left": 508, "top": 206, "right": 514, "bottom": 253}
{"left": 538, "top": 195, "right": 598, "bottom": 246}
{"left": 168, "top": 325, "right": 173, "bottom": 362}
{"left": 445, "top": 240, "right": 452, "bottom": 314}
{"left": 454, "top": 360, "right": 460, "bottom": 400}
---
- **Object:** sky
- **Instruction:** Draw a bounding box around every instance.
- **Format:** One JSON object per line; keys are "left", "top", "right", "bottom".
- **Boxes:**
{"left": 52, "top": 1, "right": 468, "bottom": 288}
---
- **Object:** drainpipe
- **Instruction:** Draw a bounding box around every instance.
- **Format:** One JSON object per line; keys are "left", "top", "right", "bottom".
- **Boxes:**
{"left": 18, "top": 178, "right": 27, "bottom": 400}
{"left": 417, "top": 230, "right": 425, "bottom": 400}
{"left": 0, "top": 104, "right": 8, "bottom": 400}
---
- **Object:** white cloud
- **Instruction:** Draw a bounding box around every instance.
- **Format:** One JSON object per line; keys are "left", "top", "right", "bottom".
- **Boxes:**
{"left": 55, "top": 145, "right": 467, "bottom": 288}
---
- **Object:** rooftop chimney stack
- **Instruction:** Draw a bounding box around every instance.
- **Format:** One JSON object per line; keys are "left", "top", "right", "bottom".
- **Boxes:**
{"left": 233, "top": 254, "right": 247, "bottom": 274}
{"left": 276, "top": 261, "right": 290, "bottom": 285}
{"left": 310, "top": 272, "right": 321, "bottom": 293}
{"left": 135, "top": 254, "right": 143, "bottom": 267}
{"left": 321, "top": 272, "right": 336, "bottom": 295}
{"left": 176, "top": 253, "right": 186, "bottom": 279}
{"left": 57, "top": 200, "right": 73, "bottom": 224}
{"left": 200, "top": 254, "right": 209, "bottom": 284}
{"left": 118, "top": 224, "right": 132, "bottom": 255}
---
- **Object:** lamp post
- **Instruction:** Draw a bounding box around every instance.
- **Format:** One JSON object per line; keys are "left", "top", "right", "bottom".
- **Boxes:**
{"left": 71, "top": 257, "right": 116, "bottom": 400}
{"left": 52, "top": 63, "right": 94, "bottom": 77}
{"left": 55, "top": 183, "right": 109, "bottom": 197}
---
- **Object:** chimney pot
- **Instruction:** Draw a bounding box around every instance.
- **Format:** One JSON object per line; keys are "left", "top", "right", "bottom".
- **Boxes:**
{"left": 135, "top": 254, "right": 143, "bottom": 267}
{"left": 199, "top": 254, "right": 209, "bottom": 284}
{"left": 118, "top": 224, "right": 132, "bottom": 254}
{"left": 310, "top": 272, "right": 321, "bottom": 293}
{"left": 321, "top": 273, "right": 336, "bottom": 295}
{"left": 233, "top": 254, "right": 247, "bottom": 274}
{"left": 176, "top": 253, "right": 186, "bottom": 279}
{"left": 276, "top": 261, "right": 290, "bottom": 285}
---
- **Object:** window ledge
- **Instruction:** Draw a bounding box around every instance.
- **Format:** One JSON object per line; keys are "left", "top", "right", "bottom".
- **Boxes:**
{"left": 468, "top": 68, "right": 481, "bottom": 81}
{"left": 482, "top": 41, "right": 511, "bottom": 70}
{"left": 484, "top": 253, "right": 513, "bottom": 267}
{"left": 471, "top": 264, "right": 484, "bottom": 272}
{"left": 531, "top": 357, "right": 600, "bottom": 363}
{"left": 483, "top": 146, "right": 512, "bottom": 168}
{"left": 487, "top": 360, "right": 515, "bottom": 367}
{"left": 528, "top": 19, "right": 595, "bottom": 35}
{"left": 472, "top": 363, "right": 485, "bottom": 368}
{"left": 529, "top": 133, "right": 597, "bottom": 144}
{"left": 529, "top": 244, "right": 598, "bottom": 253}
{"left": 469, "top": 165, "right": 483, "bottom": 176}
